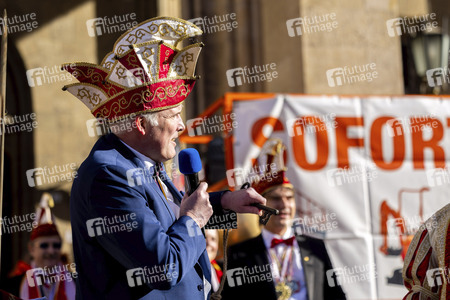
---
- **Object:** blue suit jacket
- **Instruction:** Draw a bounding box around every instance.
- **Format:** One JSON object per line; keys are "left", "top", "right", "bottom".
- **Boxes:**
{"left": 70, "top": 133, "right": 230, "bottom": 299}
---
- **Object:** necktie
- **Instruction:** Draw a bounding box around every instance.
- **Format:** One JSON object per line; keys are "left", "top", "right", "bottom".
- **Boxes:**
{"left": 153, "top": 163, "right": 168, "bottom": 200}
{"left": 270, "top": 236, "right": 295, "bottom": 248}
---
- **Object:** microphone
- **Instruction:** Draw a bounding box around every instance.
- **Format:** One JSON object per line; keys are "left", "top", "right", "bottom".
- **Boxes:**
{"left": 178, "top": 148, "right": 202, "bottom": 196}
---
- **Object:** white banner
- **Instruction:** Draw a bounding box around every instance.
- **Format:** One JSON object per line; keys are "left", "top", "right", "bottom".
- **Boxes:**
{"left": 231, "top": 94, "right": 450, "bottom": 299}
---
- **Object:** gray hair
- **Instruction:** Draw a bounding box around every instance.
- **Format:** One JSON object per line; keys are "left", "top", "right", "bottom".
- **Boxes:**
{"left": 108, "top": 111, "right": 159, "bottom": 136}
{"left": 141, "top": 112, "right": 159, "bottom": 126}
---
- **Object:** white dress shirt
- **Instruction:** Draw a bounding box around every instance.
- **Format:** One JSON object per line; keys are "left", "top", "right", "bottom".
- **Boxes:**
{"left": 261, "top": 227, "right": 308, "bottom": 300}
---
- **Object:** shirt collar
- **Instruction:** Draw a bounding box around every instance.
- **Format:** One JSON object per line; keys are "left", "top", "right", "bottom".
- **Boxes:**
{"left": 119, "top": 139, "right": 157, "bottom": 169}
{"left": 261, "top": 227, "right": 294, "bottom": 249}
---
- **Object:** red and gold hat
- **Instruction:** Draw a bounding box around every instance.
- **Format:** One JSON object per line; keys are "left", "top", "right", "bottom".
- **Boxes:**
{"left": 62, "top": 16, "right": 203, "bottom": 121}
{"left": 252, "top": 139, "right": 294, "bottom": 195}
{"left": 30, "top": 193, "right": 61, "bottom": 241}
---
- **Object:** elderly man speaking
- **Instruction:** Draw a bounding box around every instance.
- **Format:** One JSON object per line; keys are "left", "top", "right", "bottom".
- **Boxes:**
{"left": 62, "top": 17, "right": 265, "bottom": 300}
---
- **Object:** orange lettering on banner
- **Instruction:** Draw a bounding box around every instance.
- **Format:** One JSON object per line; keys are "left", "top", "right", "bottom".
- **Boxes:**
{"left": 251, "top": 117, "right": 284, "bottom": 148}
{"left": 411, "top": 118, "right": 445, "bottom": 169}
{"left": 335, "top": 117, "right": 364, "bottom": 168}
{"left": 291, "top": 116, "right": 328, "bottom": 170}
{"left": 371, "top": 117, "right": 405, "bottom": 170}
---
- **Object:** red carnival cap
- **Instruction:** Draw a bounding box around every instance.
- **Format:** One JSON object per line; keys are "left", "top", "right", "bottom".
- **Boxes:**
{"left": 62, "top": 16, "right": 203, "bottom": 121}
{"left": 30, "top": 193, "right": 61, "bottom": 241}
{"left": 252, "top": 139, "right": 294, "bottom": 195}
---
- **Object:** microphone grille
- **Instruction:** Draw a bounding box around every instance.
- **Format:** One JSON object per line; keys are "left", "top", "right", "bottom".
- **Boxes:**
{"left": 179, "top": 148, "right": 202, "bottom": 174}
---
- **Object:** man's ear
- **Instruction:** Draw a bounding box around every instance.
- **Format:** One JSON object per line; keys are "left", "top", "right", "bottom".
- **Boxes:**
{"left": 135, "top": 116, "right": 146, "bottom": 135}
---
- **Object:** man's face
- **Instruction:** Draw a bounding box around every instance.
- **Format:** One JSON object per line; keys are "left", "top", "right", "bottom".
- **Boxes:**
{"left": 143, "top": 105, "right": 185, "bottom": 162}
{"left": 205, "top": 230, "right": 219, "bottom": 262}
{"left": 28, "top": 235, "right": 62, "bottom": 268}
{"left": 264, "top": 186, "right": 296, "bottom": 234}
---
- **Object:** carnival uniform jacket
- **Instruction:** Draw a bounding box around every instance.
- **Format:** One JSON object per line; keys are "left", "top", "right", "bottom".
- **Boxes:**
{"left": 222, "top": 234, "right": 347, "bottom": 300}
{"left": 70, "top": 133, "right": 232, "bottom": 300}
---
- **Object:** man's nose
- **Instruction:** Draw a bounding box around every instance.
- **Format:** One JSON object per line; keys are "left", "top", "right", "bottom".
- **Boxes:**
{"left": 279, "top": 197, "right": 290, "bottom": 209}
{"left": 46, "top": 247, "right": 59, "bottom": 255}
{"left": 178, "top": 116, "right": 185, "bottom": 132}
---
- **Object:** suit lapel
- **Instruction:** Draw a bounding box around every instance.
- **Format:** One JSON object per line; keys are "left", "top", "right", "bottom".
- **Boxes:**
{"left": 105, "top": 133, "right": 176, "bottom": 221}
{"left": 296, "top": 235, "right": 316, "bottom": 300}
{"left": 150, "top": 175, "right": 177, "bottom": 221}
{"left": 105, "top": 133, "right": 209, "bottom": 286}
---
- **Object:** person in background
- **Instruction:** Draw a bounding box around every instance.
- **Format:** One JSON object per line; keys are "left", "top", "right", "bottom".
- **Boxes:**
{"left": 402, "top": 203, "right": 449, "bottom": 300}
{"left": 223, "top": 141, "right": 346, "bottom": 300}
{"left": 19, "top": 193, "right": 76, "bottom": 300}
{"left": 205, "top": 229, "right": 223, "bottom": 292}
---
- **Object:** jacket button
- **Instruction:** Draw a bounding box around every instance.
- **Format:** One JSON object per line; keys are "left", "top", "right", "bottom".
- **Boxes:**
{"left": 197, "top": 284, "right": 203, "bottom": 291}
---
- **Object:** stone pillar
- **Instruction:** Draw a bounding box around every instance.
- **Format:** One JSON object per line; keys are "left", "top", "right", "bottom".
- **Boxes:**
{"left": 299, "top": 0, "right": 407, "bottom": 94}
{"left": 158, "top": 0, "right": 182, "bottom": 17}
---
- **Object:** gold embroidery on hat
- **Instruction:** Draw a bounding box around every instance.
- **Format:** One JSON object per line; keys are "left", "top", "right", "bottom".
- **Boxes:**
{"left": 101, "top": 52, "right": 115, "bottom": 70}
{"left": 125, "top": 53, "right": 140, "bottom": 70}
{"left": 77, "top": 87, "right": 103, "bottom": 107}
{"left": 142, "top": 48, "right": 154, "bottom": 75}
{"left": 173, "top": 52, "right": 194, "bottom": 76}
{"left": 95, "top": 84, "right": 190, "bottom": 119}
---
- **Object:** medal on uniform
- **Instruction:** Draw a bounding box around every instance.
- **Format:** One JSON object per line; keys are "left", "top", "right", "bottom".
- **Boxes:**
{"left": 270, "top": 244, "right": 296, "bottom": 300}
{"left": 275, "top": 281, "right": 292, "bottom": 300}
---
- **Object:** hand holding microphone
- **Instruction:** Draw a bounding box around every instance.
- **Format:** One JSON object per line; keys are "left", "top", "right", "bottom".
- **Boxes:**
{"left": 178, "top": 149, "right": 212, "bottom": 228}
{"left": 178, "top": 148, "right": 277, "bottom": 227}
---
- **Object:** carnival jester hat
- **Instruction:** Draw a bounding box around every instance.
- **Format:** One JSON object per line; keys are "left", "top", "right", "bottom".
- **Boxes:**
{"left": 62, "top": 16, "right": 203, "bottom": 121}
{"left": 30, "top": 192, "right": 60, "bottom": 241}
{"left": 252, "top": 139, "right": 294, "bottom": 195}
